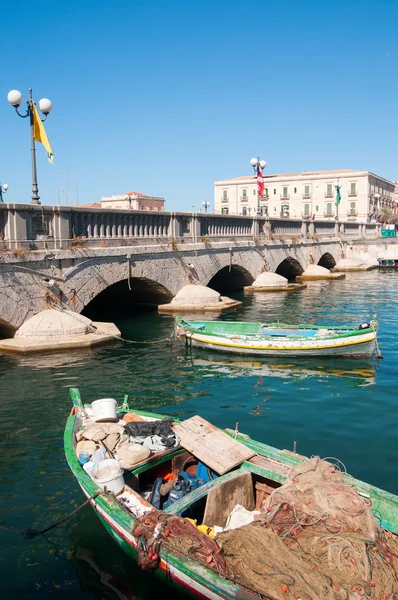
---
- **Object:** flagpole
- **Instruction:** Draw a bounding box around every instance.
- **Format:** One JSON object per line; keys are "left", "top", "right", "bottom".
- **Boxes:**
{"left": 7, "top": 87, "right": 53, "bottom": 206}
{"left": 28, "top": 89, "right": 40, "bottom": 205}
{"left": 250, "top": 157, "right": 267, "bottom": 215}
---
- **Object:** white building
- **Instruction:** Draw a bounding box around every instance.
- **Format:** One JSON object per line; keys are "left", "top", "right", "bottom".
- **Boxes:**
{"left": 101, "top": 191, "right": 165, "bottom": 211}
{"left": 214, "top": 169, "right": 396, "bottom": 221}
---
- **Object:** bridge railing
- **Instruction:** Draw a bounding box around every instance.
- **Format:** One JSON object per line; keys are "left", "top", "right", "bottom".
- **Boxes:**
{"left": 0, "top": 204, "right": 381, "bottom": 250}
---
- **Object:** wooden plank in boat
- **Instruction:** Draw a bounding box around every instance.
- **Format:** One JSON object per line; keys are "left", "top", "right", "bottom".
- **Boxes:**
{"left": 203, "top": 471, "right": 255, "bottom": 528}
{"left": 171, "top": 416, "right": 255, "bottom": 475}
{"left": 248, "top": 454, "right": 291, "bottom": 476}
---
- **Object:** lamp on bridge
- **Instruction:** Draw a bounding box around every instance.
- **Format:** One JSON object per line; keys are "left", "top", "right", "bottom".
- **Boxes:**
{"left": 334, "top": 179, "right": 342, "bottom": 221}
{"left": 250, "top": 157, "right": 267, "bottom": 214}
{"left": 202, "top": 201, "right": 210, "bottom": 213}
{"left": 7, "top": 88, "right": 53, "bottom": 205}
{"left": 0, "top": 183, "right": 9, "bottom": 203}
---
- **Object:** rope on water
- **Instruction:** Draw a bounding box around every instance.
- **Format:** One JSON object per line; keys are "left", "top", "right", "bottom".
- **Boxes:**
{"left": 0, "top": 491, "right": 100, "bottom": 540}
{"left": 372, "top": 318, "right": 383, "bottom": 360}
{"left": 48, "top": 294, "right": 175, "bottom": 345}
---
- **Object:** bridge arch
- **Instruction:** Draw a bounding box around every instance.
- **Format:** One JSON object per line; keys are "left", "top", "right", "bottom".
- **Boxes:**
{"left": 0, "top": 317, "right": 16, "bottom": 339}
{"left": 81, "top": 277, "right": 173, "bottom": 319}
{"left": 207, "top": 265, "right": 254, "bottom": 292}
{"left": 317, "top": 252, "right": 337, "bottom": 269}
{"left": 275, "top": 257, "right": 304, "bottom": 280}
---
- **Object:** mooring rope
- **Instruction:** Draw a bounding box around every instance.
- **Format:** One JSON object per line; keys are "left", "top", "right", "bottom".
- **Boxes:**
{"left": 0, "top": 491, "right": 100, "bottom": 540}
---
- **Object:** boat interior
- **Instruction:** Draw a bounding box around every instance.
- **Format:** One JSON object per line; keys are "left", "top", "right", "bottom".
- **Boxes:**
{"left": 71, "top": 407, "right": 290, "bottom": 532}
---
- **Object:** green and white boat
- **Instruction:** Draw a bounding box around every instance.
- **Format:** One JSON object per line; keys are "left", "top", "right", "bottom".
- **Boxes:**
{"left": 65, "top": 388, "right": 398, "bottom": 600}
{"left": 175, "top": 316, "right": 378, "bottom": 357}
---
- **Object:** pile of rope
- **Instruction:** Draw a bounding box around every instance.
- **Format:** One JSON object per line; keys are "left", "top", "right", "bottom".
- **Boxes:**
{"left": 132, "top": 510, "right": 226, "bottom": 572}
{"left": 217, "top": 457, "right": 398, "bottom": 599}
{"left": 131, "top": 458, "right": 398, "bottom": 599}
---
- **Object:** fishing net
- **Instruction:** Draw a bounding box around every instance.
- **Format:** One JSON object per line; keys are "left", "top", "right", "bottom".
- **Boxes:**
{"left": 217, "top": 457, "right": 398, "bottom": 599}
{"left": 132, "top": 457, "right": 398, "bottom": 599}
{"left": 132, "top": 510, "right": 227, "bottom": 572}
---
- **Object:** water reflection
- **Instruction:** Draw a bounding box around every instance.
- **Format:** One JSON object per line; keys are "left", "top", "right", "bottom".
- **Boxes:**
{"left": 186, "top": 353, "right": 377, "bottom": 388}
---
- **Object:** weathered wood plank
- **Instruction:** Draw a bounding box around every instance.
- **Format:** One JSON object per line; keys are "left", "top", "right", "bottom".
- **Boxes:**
{"left": 203, "top": 471, "right": 255, "bottom": 528}
{"left": 172, "top": 416, "right": 255, "bottom": 475}
{"left": 248, "top": 453, "right": 291, "bottom": 476}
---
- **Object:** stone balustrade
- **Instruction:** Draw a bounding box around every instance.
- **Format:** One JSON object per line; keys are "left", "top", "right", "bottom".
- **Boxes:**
{"left": 0, "top": 204, "right": 381, "bottom": 251}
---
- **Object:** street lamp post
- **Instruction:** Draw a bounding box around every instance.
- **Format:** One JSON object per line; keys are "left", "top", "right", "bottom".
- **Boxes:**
{"left": 202, "top": 201, "right": 210, "bottom": 213}
{"left": 250, "top": 157, "right": 267, "bottom": 214}
{"left": 0, "top": 183, "right": 9, "bottom": 203}
{"left": 334, "top": 179, "right": 342, "bottom": 221}
{"left": 7, "top": 88, "right": 53, "bottom": 205}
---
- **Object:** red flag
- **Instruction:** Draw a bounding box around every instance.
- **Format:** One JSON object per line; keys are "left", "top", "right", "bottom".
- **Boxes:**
{"left": 257, "top": 168, "right": 264, "bottom": 196}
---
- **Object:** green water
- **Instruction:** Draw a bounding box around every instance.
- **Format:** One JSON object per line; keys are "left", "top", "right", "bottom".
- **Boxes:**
{"left": 1, "top": 270, "right": 398, "bottom": 599}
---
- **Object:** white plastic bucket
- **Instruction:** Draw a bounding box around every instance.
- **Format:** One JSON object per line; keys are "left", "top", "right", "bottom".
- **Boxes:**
{"left": 91, "top": 459, "right": 124, "bottom": 495}
{"left": 91, "top": 398, "right": 117, "bottom": 422}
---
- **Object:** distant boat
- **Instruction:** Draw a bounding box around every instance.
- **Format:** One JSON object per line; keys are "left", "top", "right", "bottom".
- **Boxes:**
{"left": 175, "top": 316, "right": 378, "bottom": 358}
{"left": 377, "top": 257, "right": 398, "bottom": 267}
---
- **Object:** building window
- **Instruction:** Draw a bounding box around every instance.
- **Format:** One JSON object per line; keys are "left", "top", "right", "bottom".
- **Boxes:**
{"left": 282, "top": 187, "right": 288, "bottom": 199}
{"left": 222, "top": 190, "right": 228, "bottom": 201}
{"left": 326, "top": 183, "right": 333, "bottom": 197}
{"left": 349, "top": 201, "right": 356, "bottom": 214}
{"left": 303, "top": 185, "right": 310, "bottom": 198}
{"left": 294, "top": 187, "right": 297, "bottom": 194}
{"left": 281, "top": 204, "right": 289, "bottom": 217}
{"left": 264, "top": 187, "right": 268, "bottom": 197}
{"left": 242, "top": 206, "right": 247, "bottom": 215}
{"left": 274, "top": 189, "right": 276, "bottom": 194}
{"left": 326, "top": 202, "right": 333, "bottom": 215}
{"left": 242, "top": 188, "right": 247, "bottom": 199}
{"left": 349, "top": 183, "right": 357, "bottom": 196}
{"left": 261, "top": 205, "right": 268, "bottom": 216}
{"left": 221, "top": 207, "right": 229, "bottom": 215}
{"left": 303, "top": 203, "right": 310, "bottom": 216}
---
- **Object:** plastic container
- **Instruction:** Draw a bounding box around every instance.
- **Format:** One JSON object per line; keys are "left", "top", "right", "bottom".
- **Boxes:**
{"left": 118, "top": 443, "right": 151, "bottom": 467}
{"left": 91, "top": 459, "right": 125, "bottom": 495}
{"left": 78, "top": 452, "right": 89, "bottom": 465}
{"left": 91, "top": 398, "right": 117, "bottom": 422}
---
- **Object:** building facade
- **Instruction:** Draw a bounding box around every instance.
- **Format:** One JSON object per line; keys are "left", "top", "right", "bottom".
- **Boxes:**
{"left": 101, "top": 191, "right": 165, "bottom": 211}
{"left": 214, "top": 169, "right": 396, "bottom": 221}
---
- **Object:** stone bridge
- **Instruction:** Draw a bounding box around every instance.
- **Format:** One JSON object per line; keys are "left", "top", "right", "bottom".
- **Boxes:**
{"left": 0, "top": 204, "right": 383, "bottom": 335}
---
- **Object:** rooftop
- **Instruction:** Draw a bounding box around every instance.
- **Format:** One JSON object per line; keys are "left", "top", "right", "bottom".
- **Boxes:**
{"left": 227, "top": 169, "right": 358, "bottom": 182}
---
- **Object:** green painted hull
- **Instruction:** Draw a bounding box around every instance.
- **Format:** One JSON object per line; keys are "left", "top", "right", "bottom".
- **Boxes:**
{"left": 65, "top": 399, "right": 397, "bottom": 599}
{"left": 175, "top": 317, "right": 377, "bottom": 357}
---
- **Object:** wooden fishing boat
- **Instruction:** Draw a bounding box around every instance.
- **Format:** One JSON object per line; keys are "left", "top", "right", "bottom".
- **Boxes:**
{"left": 65, "top": 388, "right": 398, "bottom": 600}
{"left": 175, "top": 316, "right": 378, "bottom": 357}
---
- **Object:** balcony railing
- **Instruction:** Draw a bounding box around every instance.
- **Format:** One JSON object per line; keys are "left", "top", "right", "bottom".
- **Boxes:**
{"left": 240, "top": 197, "right": 248, "bottom": 202}
{"left": 221, "top": 198, "right": 229, "bottom": 203}
{"left": 324, "top": 193, "right": 334, "bottom": 198}
{"left": 261, "top": 195, "right": 269, "bottom": 201}
{"left": 348, "top": 191, "right": 357, "bottom": 197}
{"left": 324, "top": 212, "right": 334, "bottom": 217}
{"left": 302, "top": 194, "right": 311, "bottom": 199}
{"left": 347, "top": 210, "right": 358, "bottom": 217}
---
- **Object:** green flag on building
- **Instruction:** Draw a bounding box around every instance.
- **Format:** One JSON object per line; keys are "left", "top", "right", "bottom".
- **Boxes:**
{"left": 335, "top": 186, "right": 341, "bottom": 206}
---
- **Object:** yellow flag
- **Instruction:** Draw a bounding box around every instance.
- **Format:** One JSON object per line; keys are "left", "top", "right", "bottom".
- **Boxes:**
{"left": 33, "top": 103, "right": 54, "bottom": 163}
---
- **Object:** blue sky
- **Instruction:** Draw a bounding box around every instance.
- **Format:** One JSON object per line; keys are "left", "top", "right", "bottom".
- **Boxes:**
{"left": 2, "top": 0, "right": 397, "bottom": 210}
